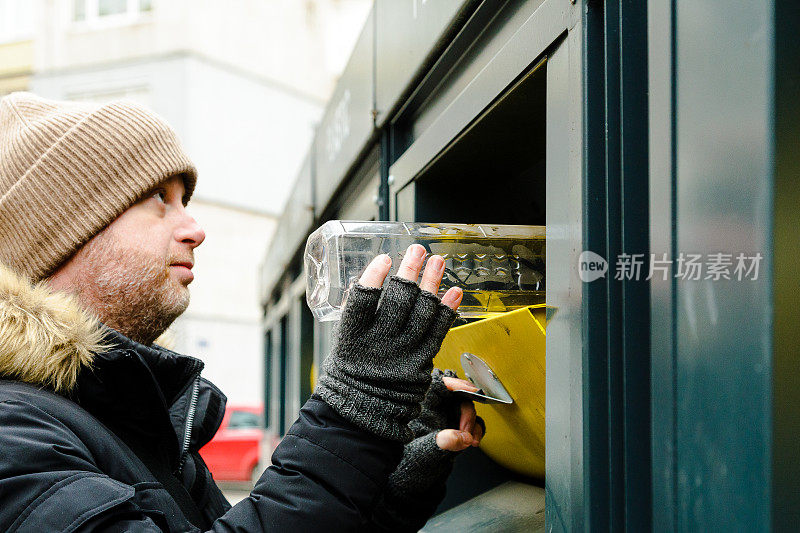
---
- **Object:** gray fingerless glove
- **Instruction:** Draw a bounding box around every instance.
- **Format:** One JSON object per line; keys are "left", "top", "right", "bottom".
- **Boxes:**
{"left": 371, "top": 369, "right": 487, "bottom": 532}
{"left": 409, "top": 369, "right": 464, "bottom": 439}
{"left": 315, "top": 276, "right": 458, "bottom": 443}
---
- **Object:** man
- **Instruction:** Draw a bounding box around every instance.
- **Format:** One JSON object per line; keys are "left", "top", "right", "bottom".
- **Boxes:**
{"left": 0, "top": 92, "right": 483, "bottom": 532}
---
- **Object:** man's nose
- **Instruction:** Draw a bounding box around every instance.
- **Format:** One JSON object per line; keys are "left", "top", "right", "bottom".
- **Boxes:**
{"left": 176, "top": 212, "right": 206, "bottom": 248}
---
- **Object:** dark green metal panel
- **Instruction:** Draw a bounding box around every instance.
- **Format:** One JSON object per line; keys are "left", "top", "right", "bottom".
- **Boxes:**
{"left": 263, "top": 330, "right": 272, "bottom": 429}
{"left": 650, "top": 0, "right": 779, "bottom": 530}
{"left": 278, "top": 315, "right": 288, "bottom": 437}
{"left": 581, "top": 3, "right": 611, "bottom": 529}
{"left": 613, "top": 0, "right": 652, "bottom": 528}
{"left": 674, "top": 1, "right": 772, "bottom": 529}
{"left": 374, "top": 0, "right": 478, "bottom": 127}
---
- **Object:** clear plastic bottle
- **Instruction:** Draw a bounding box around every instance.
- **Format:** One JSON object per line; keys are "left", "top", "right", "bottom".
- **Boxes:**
{"left": 304, "top": 220, "right": 545, "bottom": 322}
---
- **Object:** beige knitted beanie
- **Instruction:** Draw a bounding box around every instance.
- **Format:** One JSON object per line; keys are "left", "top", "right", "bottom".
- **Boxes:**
{"left": 0, "top": 92, "right": 197, "bottom": 281}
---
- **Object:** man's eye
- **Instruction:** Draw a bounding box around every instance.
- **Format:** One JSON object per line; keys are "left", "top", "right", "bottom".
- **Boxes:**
{"left": 153, "top": 190, "right": 167, "bottom": 203}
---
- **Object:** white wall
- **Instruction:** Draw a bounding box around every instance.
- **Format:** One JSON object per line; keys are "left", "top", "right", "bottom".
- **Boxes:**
{"left": 31, "top": 53, "right": 321, "bottom": 214}
{"left": 0, "top": 0, "right": 35, "bottom": 43}
{"left": 31, "top": 54, "right": 182, "bottom": 116}
{"left": 32, "top": 0, "right": 373, "bottom": 213}
{"left": 34, "top": 0, "right": 371, "bottom": 101}
{"left": 182, "top": 200, "right": 276, "bottom": 321}
{"left": 182, "top": 56, "right": 321, "bottom": 214}
{"left": 170, "top": 315, "right": 266, "bottom": 405}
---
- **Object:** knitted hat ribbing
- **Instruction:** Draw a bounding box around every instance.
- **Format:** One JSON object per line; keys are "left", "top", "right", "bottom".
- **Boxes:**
{"left": 0, "top": 92, "right": 197, "bottom": 281}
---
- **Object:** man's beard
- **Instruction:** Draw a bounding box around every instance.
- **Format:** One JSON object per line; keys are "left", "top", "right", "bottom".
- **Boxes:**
{"left": 69, "top": 233, "right": 191, "bottom": 346}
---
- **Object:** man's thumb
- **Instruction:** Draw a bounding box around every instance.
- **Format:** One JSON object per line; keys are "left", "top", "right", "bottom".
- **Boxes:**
{"left": 435, "top": 429, "right": 473, "bottom": 451}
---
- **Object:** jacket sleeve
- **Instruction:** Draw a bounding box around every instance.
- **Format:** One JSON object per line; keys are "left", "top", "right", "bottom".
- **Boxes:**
{"left": 209, "top": 395, "right": 404, "bottom": 533}
{"left": 369, "top": 434, "right": 454, "bottom": 532}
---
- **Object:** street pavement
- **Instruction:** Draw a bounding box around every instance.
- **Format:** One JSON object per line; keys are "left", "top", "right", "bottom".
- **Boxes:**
{"left": 219, "top": 482, "right": 252, "bottom": 505}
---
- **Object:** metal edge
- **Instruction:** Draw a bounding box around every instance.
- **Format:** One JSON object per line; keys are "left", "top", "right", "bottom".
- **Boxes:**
{"left": 387, "top": 0, "right": 571, "bottom": 196}
{"left": 544, "top": 22, "right": 584, "bottom": 533}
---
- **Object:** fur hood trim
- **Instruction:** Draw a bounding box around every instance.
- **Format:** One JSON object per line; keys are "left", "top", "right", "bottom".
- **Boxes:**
{"left": 0, "top": 263, "right": 107, "bottom": 393}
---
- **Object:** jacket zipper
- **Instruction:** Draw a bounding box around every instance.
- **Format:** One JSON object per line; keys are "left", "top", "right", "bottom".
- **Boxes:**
{"left": 177, "top": 376, "right": 200, "bottom": 475}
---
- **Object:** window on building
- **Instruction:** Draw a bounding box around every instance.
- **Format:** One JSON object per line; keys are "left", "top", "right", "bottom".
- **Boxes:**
{"left": 73, "top": 0, "right": 86, "bottom": 22}
{"left": 98, "top": 0, "right": 126, "bottom": 17}
{"left": 72, "top": 0, "right": 153, "bottom": 26}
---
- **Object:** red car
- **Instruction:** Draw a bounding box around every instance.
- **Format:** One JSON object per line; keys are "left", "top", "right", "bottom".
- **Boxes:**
{"left": 199, "top": 405, "right": 263, "bottom": 482}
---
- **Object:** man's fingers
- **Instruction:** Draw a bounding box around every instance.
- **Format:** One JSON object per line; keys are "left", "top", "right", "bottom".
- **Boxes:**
{"left": 393, "top": 245, "right": 464, "bottom": 312}
{"left": 358, "top": 254, "right": 392, "bottom": 288}
{"left": 435, "top": 429, "right": 473, "bottom": 452}
{"left": 358, "top": 246, "right": 462, "bottom": 310}
{"left": 459, "top": 402, "right": 477, "bottom": 435}
{"left": 442, "top": 376, "right": 478, "bottom": 393}
{"left": 396, "top": 244, "right": 426, "bottom": 282}
{"left": 419, "top": 255, "right": 445, "bottom": 294}
{"left": 440, "top": 286, "right": 463, "bottom": 311}
{"left": 472, "top": 420, "right": 484, "bottom": 447}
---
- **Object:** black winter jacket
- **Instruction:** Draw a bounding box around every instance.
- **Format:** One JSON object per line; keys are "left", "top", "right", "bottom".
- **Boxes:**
{"left": 0, "top": 265, "right": 406, "bottom": 532}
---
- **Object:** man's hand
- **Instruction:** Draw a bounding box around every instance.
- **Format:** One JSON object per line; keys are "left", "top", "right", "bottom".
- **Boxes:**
{"left": 315, "top": 243, "right": 465, "bottom": 443}
{"left": 435, "top": 376, "right": 484, "bottom": 451}
{"left": 360, "top": 246, "right": 482, "bottom": 451}
{"left": 370, "top": 368, "right": 488, "bottom": 531}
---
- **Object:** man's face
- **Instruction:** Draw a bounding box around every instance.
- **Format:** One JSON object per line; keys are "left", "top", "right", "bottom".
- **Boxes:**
{"left": 48, "top": 174, "right": 205, "bottom": 345}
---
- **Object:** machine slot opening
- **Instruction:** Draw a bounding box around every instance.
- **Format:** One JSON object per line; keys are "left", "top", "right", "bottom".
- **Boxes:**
{"left": 414, "top": 60, "right": 546, "bottom": 227}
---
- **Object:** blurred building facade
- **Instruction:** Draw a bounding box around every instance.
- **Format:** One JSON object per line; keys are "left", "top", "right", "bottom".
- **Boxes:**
{"left": 0, "top": 0, "right": 371, "bottom": 404}
{"left": 0, "top": 0, "right": 35, "bottom": 93}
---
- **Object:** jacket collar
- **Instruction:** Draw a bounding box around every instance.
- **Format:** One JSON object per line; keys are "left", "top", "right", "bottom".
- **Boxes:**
{"left": 0, "top": 262, "right": 226, "bottom": 458}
